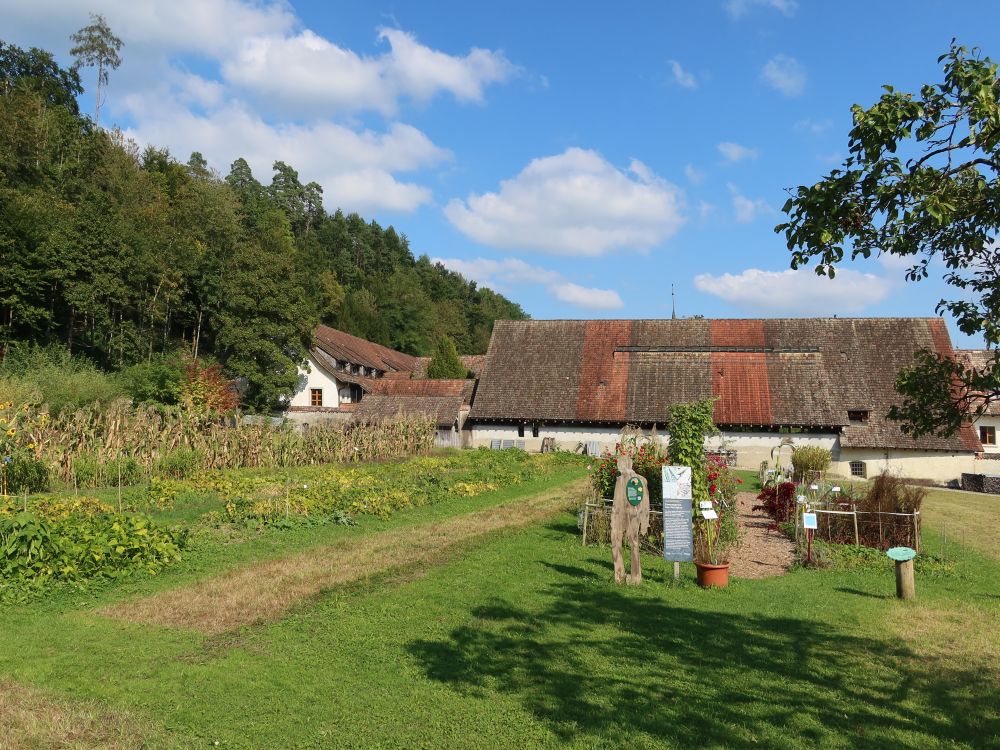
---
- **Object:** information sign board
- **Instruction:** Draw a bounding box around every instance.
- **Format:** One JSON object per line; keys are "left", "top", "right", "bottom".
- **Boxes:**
{"left": 661, "top": 466, "right": 693, "bottom": 562}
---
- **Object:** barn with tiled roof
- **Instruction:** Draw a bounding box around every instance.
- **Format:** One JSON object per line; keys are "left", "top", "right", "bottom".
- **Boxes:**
{"left": 468, "top": 318, "right": 982, "bottom": 482}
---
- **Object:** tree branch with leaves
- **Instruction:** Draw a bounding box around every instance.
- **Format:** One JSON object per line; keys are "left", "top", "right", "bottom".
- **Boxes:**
{"left": 777, "top": 41, "right": 1000, "bottom": 438}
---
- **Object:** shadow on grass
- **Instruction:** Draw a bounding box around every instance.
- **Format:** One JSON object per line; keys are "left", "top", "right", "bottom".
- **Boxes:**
{"left": 409, "top": 568, "right": 996, "bottom": 747}
{"left": 833, "top": 587, "right": 894, "bottom": 600}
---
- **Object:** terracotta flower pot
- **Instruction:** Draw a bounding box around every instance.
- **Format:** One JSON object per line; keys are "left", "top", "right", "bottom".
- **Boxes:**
{"left": 695, "top": 561, "right": 730, "bottom": 589}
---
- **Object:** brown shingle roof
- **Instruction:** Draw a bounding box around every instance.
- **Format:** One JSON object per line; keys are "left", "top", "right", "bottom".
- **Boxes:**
{"left": 956, "top": 349, "right": 1000, "bottom": 416}
{"left": 351, "top": 395, "right": 463, "bottom": 429}
{"left": 313, "top": 325, "right": 419, "bottom": 374}
{"left": 469, "top": 318, "right": 980, "bottom": 452}
{"left": 368, "top": 378, "right": 475, "bottom": 406}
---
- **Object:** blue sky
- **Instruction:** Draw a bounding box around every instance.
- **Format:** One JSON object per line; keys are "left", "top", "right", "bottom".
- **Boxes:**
{"left": 2, "top": 0, "right": 996, "bottom": 345}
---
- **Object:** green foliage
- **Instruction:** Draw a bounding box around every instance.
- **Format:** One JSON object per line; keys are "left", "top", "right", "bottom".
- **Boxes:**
{"left": 791, "top": 446, "right": 832, "bottom": 481}
{"left": 118, "top": 356, "right": 184, "bottom": 405}
{"left": 1, "top": 455, "right": 49, "bottom": 494}
{"left": 0, "top": 501, "right": 184, "bottom": 593}
{"left": 0, "top": 345, "right": 126, "bottom": 414}
{"left": 426, "top": 336, "right": 468, "bottom": 379}
{"left": 0, "top": 39, "right": 527, "bottom": 411}
{"left": 776, "top": 41, "right": 1000, "bottom": 437}
{"left": 196, "top": 449, "right": 571, "bottom": 527}
{"left": 666, "top": 398, "right": 717, "bottom": 502}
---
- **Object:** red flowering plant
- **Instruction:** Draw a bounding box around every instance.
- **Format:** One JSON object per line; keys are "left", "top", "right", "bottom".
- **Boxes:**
{"left": 695, "top": 455, "right": 743, "bottom": 565}
{"left": 588, "top": 429, "right": 668, "bottom": 501}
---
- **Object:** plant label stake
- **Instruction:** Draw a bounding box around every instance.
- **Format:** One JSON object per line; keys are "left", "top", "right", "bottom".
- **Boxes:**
{"left": 803, "top": 512, "right": 818, "bottom": 564}
{"left": 887, "top": 547, "right": 916, "bottom": 600}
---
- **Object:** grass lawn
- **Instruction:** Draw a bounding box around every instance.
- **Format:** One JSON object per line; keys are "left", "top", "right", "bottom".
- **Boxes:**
{"left": 0, "top": 465, "right": 997, "bottom": 749}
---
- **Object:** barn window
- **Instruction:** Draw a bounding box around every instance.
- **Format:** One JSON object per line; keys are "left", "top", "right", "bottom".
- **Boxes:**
{"left": 849, "top": 461, "right": 866, "bottom": 478}
{"left": 532, "top": 423, "right": 540, "bottom": 438}
{"left": 980, "top": 426, "right": 996, "bottom": 445}
{"left": 310, "top": 388, "right": 323, "bottom": 407}
{"left": 847, "top": 410, "right": 870, "bottom": 423}
{"left": 518, "top": 424, "right": 525, "bottom": 438}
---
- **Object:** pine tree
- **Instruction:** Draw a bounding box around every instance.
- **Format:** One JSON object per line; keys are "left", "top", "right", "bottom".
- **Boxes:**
{"left": 426, "top": 336, "right": 467, "bottom": 379}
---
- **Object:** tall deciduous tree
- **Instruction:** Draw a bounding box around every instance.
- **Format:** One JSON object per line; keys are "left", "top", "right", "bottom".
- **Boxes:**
{"left": 777, "top": 41, "right": 1000, "bottom": 438}
{"left": 69, "top": 13, "right": 122, "bottom": 127}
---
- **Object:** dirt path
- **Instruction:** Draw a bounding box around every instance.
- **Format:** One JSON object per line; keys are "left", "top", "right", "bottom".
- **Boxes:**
{"left": 103, "top": 478, "right": 588, "bottom": 635}
{"left": 728, "top": 491, "right": 796, "bottom": 579}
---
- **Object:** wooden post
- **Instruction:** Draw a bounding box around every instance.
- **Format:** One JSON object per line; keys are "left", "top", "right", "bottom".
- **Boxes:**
{"left": 895, "top": 559, "right": 915, "bottom": 600}
{"left": 673, "top": 561, "right": 680, "bottom": 581}
{"left": 581, "top": 502, "right": 590, "bottom": 546}
{"left": 853, "top": 509, "right": 859, "bottom": 546}
{"left": 913, "top": 511, "right": 920, "bottom": 552}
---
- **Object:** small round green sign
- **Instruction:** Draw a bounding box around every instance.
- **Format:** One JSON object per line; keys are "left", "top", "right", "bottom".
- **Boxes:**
{"left": 887, "top": 546, "right": 916, "bottom": 562}
{"left": 626, "top": 477, "right": 644, "bottom": 507}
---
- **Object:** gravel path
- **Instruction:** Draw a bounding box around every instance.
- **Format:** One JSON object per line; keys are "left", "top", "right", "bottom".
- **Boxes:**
{"left": 729, "top": 491, "right": 796, "bottom": 579}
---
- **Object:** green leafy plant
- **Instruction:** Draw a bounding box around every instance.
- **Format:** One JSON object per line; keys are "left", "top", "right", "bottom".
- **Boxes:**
{"left": 666, "top": 398, "right": 717, "bottom": 503}
{"left": 791, "top": 446, "right": 832, "bottom": 482}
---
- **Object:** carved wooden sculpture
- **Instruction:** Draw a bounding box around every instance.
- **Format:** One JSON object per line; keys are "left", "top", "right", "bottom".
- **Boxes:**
{"left": 611, "top": 455, "right": 650, "bottom": 585}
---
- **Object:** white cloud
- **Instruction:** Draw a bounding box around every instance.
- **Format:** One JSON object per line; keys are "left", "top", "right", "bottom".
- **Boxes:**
{"left": 698, "top": 200, "right": 716, "bottom": 220}
{"left": 717, "top": 141, "right": 758, "bottom": 163}
{"left": 551, "top": 283, "right": 624, "bottom": 310}
{"left": 668, "top": 59, "right": 697, "bottom": 89}
{"left": 761, "top": 54, "right": 807, "bottom": 97}
{"left": 431, "top": 257, "right": 561, "bottom": 287}
{"left": 444, "top": 148, "right": 685, "bottom": 256}
{"left": 684, "top": 163, "right": 706, "bottom": 184}
{"left": 0, "top": 0, "right": 296, "bottom": 57}
{"left": 724, "top": 0, "right": 798, "bottom": 19}
{"left": 222, "top": 27, "right": 516, "bottom": 117}
{"left": 728, "top": 183, "right": 771, "bottom": 223}
{"left": 122, "top": 97, "right": 451, "bottom": 212}
{"left": 0, "top": 1, "right": 518, "bottom": 214}
{"left": 694, "top": 267, "right": 892, "bottom": 314}
{"left": 432, "top": 257, "right": 623, "bottom": 310}
{"left": 794, "top": 118, "right": 832, "bottom": 136}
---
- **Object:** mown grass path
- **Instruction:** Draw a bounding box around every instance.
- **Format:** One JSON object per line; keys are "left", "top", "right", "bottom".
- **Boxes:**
{"left": 0, "top": 470, "right": 996, "bottom": 749}
{"left": 103, "top": 477, "right": 589, "bottom": 634}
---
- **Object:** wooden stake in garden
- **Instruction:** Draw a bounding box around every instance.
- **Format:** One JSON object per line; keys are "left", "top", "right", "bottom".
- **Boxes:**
{"left": 887, "top": 547, "right": 916, "bottom": 600}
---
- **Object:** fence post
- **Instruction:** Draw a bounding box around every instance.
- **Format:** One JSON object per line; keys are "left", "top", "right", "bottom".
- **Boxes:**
{"left": 913, "top": 511, "right": 920, "bottom": 552}
{"left": 877, "top": 500, "right": 883, "bottom": 548}
{"left": 852, "top": 509, "right": 859, "bottom": 546}
{"left": 582, "top": 502, "right": 590, "bottom": 546}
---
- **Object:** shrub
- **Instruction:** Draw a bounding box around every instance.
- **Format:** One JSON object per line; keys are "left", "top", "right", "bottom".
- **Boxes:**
{"left": 666, "top": 398, "right": 717, "bottom": 503}
{"left": 0, "top": 505, "right": 185, "bottom": 587}
{"left": 0, "top": 344, "right": 126, "bottom": 414}
{"left": 791, "top": 446, "right": 832, "bottom": 482}
{"left": 753, "top": 481, "right": 797, "bottom": 523}
{"left": 118, "top": 356, "right": 184, "bottom": 405}
{"left": 426, "top": 336, "right": 469, "bottom": 379}
{"left": 1, "top": 455, "right": 49, "bottom": 494}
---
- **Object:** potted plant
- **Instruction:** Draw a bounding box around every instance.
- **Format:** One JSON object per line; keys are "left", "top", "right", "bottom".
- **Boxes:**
{"left": 693, "top": 457, "right": 742, "bottom": 588}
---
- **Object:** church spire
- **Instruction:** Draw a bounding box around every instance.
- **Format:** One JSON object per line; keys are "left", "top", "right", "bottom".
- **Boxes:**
{"left": 671, "top": 284, "right": 677, "bottom": 320}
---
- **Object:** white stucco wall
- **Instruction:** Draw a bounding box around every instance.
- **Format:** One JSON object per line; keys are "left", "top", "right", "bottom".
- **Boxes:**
{"left": 832, "top": 448, "right": 977, "bottom": 483}
{"left": 288, "top": 355, "right": 342, "bottom": 409}
{"left": 470, "top": 423, "right": 974, "bottom": 481}
{"left": 974, "top": 415, "right": 1000, "bottom": 454}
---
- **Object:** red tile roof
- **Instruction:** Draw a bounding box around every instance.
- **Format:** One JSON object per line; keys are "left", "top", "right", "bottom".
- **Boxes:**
{"left": 469, "top": 318, "right": 980, "bottom": 452}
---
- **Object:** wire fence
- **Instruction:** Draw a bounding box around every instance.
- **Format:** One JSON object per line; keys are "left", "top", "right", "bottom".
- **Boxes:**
{"left": 580, "top": 499, "right": 666, "bottom": 555}
{"left": 796, "top": 501, "right": 921, "bottom": 550}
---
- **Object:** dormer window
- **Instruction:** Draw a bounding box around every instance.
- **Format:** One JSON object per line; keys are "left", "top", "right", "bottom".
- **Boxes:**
{"left": 847, "top": 410, "right": 870, "bottom": 423}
